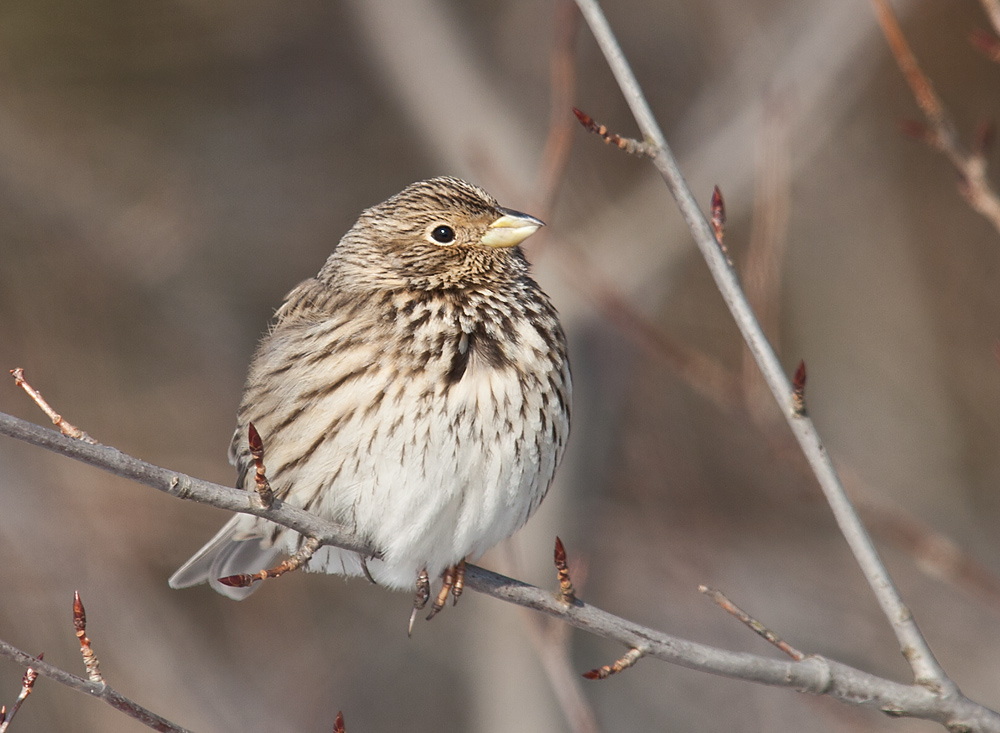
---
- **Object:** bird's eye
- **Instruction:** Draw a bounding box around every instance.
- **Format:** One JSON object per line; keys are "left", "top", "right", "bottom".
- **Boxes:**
{"left": 430, "top": 225, "right": 456, "bottom": 244}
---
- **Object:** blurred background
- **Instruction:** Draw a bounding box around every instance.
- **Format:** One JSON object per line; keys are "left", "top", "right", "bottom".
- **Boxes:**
{"left": 2, "top": 0, "right": 1000, "bottom": 730}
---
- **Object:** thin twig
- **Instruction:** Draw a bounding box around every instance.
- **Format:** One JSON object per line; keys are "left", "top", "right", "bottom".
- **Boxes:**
{"left": 871, "top": 0, "right": 944, "bottom": 125}
{"left": 791, "top": 360, "right": 807, "bottom": 417}
{"left": 247, "top": 422, "right": 274, "bottom": 509}
{"left": 582, "top": 647, "right": 644, "bottom": 680}
{"left": 872, "top": 0, "right": 1000, "bottom": 233}
{"left": 553, "top": 537, "right": 577, "bottom": 605}
{"left": 572, "top": 107, "right": 657, "bottom": 158}
{"left": 699, "top": 586, "right": 805, "bottom": 661}
{"left": 10, "top": 368, "right": 96, "bottom": 444}
{"left": 217, "top": 536, "right": 321, "bottom": 589}
{"left": 73, "top": 592, "right": 103, "bottom": 684}
{"left": 0, "top": 411, "right": 371, "bottom": 557}
{"left": 0, "top": 638, "right": 192, "bottom": 733}
{"left": 710, "top": 186, "right": 726, "bottom": 248}
{"left": 1, "top": 413, "right": 999, "bottom": 728}
{"left": 0, "top": 654, "right": 41, "bottom": 733}
{"left": 572, "top": 0, "right": 955, "bottom": 694}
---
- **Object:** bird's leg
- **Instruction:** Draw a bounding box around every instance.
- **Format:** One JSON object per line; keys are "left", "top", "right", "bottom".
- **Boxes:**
{"left": 451, "top": 559, "right": 466, "bottom": 605}
{"left": 408, "top": 568, "right": 431, "bottom": 637}
{"left": 426, "top": 565, "right": 457, "bottom": 621}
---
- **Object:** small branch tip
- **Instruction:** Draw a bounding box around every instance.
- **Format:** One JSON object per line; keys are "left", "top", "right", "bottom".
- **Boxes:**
{"left": 553, "top": 536, "right": 578, "bottom": 604}
{"left": 72, "top": 591, "right": 104, "bottom": 684}
{"left": 0, "top": 650, "right": 42, "bottom": 732}
{"left": 792, "top": 360, "right": 807, "bottom": 417}
{"left": 9, "top": 369, "right": 96, "bottom": 443}
{"left": 247, "top": 422, "right": 274, "bottom": 508}
{"left": 709, "top": 185, "right": 731, "bottom": 263}
{"left": 217, "top": 536, "right": 320, "bottom": 590}
{"left": 572, "top": 106, "right": 657, "bottom": 157}
{"left": 217, "top": 574, "right": 254, "bottom": 588}
{"left": 701, "top": 585, "right": 805, "bottom": 661}
{"left": 710, "top": 186, "right": 726, "bottom": 242}
{"left": 582, "top": 647, "right": 644, "bottom": 680}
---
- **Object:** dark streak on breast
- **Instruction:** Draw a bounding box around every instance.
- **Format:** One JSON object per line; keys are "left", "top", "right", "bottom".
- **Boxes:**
{"left": 446, "top": 333, "right": 471, "bottom": 384}
{"left": 446, "top": 322, "right": 513, "bottom": 385}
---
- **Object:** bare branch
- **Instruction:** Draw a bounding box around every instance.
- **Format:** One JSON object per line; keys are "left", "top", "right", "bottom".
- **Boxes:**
{"left": 572, "top": 107, "right": 657, "bottom": 158}
{"left": 791, "top": 360, "right": 807, "bottom": 418}
{"left": 465, "top": 563, "right": 1000, "bottom": 729}
{"left": 0, "top": 639, "right": 192, "bottom": 733}
{"left": 217, "top": 536, "right": 321, "bottom": 591}
{"left": 710, "top": 186, "right": 726, "bottom": 245}
{"left": 571, "top": 0, "right": 956, "bottom": 694}
{"left": 700, "top": 586, "right": 805, "bottom": 661}
{"left": 0, "top": 653, "right": 41, "bottom": 733}
{"left": 72, "top": 592, "right": 103, "bottom": 684}
{"left": 0, "top": 411, "right": 370, "bottom": 557}
{"left": 553, "top": 537, "right": 577, "bottom": 605}
{"left": 10, "top": 368, "right": 96, "bottom": 444}
{"left": 4, "top": 411, "right": 1000, "bottom": 727}
{"left": 872, "top": 0, "right": 1000, "bottom": 233}
{"left": 247, "top": 422, "right": 274, "bottom": 509}
{"left": 582, "top": 647, "right": 645, "bottom": 680}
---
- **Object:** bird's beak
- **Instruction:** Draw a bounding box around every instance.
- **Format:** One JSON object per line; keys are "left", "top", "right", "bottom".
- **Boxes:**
{"left": 479, "top": 208, "right": 545, "bottom": 248}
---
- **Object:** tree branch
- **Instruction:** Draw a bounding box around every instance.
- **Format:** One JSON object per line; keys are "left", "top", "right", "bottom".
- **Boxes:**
{"left": 571, "top": 0, "right": 955, "bottom": 694}
{"left": 0, "top": 639, "right": 192, "bottom": 733}
{"left": 871, "top": 0, "right": 1000, "bottom": 234}
{"left": 2, "top": 411, "right": 1000, "bottom": 729}
{"left": 0, "top": 411, "right": 370, "bottom": 557}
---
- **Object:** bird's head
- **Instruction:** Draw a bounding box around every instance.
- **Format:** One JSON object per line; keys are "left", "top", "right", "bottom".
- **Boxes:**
{"left": 322, "top": 177, "right": 544, "bottom": 291}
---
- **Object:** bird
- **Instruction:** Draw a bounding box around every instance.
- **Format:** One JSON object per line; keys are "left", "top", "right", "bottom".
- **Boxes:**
{"left": 169, "top": 177, "right": 571, "bottom": 626}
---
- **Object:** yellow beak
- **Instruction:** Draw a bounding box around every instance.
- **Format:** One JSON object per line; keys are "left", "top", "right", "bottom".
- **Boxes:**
{"left": 479, "top": 208, "right": 545, "bottom": 248}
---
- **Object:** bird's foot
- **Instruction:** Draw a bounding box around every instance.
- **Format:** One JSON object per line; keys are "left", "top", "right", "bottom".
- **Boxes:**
{"left": 408, "top": 568, "right": 431, "bottom": 637}
{"left": 426, "top": 560, "right": 466, "bottom": 621}
{"left": 451, "top": 559, "right": 466, "bottom": 605}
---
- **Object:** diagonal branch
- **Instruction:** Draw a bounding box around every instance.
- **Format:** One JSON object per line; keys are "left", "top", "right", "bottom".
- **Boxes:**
{"left": 0, "top": 411, "right": 370, "bottom": 558}
{"left": 571, "top": 0, "right": 954, "bottom": 694}
{"left": 0, "top": 653, "right": 40, "bottom": 733}
{"left": 872, "top": 0, "right": 1000, "bottom": 234}
{"left": 0, "top": 639, "right": 192, "bottom": 733}
{"left": 2, "top": 411, "right": 1000, "bottom": 729}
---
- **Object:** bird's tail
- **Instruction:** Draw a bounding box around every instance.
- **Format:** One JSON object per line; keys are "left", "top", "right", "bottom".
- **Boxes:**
{"left": 168, "top": 515, "right": 283, "bottom": 601}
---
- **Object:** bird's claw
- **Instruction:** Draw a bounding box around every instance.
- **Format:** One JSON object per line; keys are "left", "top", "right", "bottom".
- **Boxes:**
{"left": 426, "top": 560, "right": 466, "bottom": 620}
{"left": 408, "top": 568, "right": 431, "bottom": 636}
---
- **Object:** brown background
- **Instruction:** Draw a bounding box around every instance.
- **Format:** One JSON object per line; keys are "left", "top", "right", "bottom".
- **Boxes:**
{"left": 2, "top": 0, "right": 1000, "bottom": 730}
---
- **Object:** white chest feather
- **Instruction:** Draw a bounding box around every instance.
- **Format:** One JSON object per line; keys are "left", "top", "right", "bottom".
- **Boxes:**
{"left": 242, "top": 287, "right": 570, "bottom": 589}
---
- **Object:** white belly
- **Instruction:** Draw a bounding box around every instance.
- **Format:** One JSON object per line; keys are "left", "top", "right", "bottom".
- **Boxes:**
{"left": 264, "top": 344, "right": 562, "bottom": 589}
